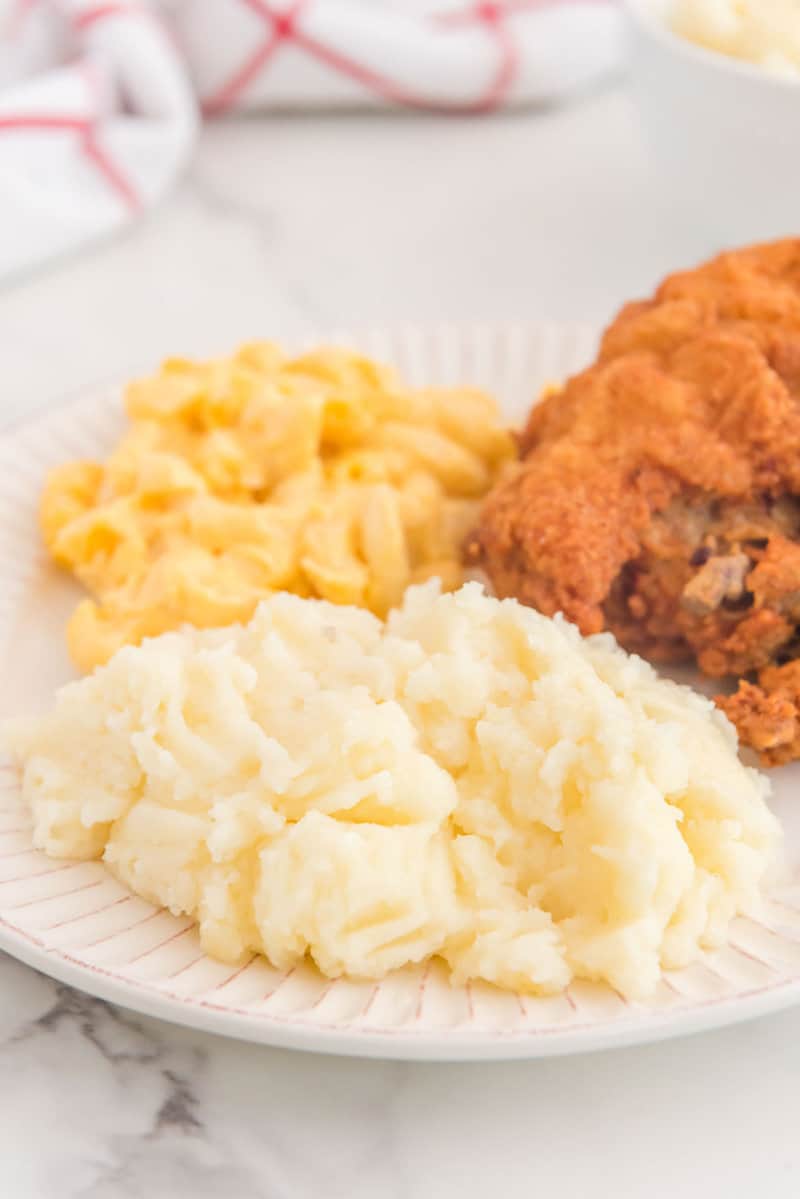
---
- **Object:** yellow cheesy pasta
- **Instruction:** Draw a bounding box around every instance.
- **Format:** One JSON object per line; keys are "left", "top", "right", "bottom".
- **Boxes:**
{"left": 41, "top": 342, "right": 514, "bottom": 671}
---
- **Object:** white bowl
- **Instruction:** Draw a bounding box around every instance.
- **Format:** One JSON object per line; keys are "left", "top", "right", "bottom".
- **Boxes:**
{"left": 625, "top": 0, "right": 800, "bottom": 245}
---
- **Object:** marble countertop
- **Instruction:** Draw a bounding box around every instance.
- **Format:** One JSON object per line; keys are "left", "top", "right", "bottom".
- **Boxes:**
{"left": 1, "top": 84, "right": 798, "bottom": 1199}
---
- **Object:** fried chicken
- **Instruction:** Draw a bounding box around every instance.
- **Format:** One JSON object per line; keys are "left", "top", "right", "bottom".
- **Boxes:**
{"left": 465, "top": 239, "right": 800, "bottom": 765}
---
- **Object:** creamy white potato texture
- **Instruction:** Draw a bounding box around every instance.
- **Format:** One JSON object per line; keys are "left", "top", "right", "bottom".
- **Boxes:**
{"left": 6, "top": 584, "right": 781, "bottom": 998}
{"left": 672, "top": 0, "right": 800, "bottom": 78}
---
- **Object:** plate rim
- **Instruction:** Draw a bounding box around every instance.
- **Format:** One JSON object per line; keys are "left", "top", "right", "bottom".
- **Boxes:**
{"left": 3, "top": 912, "right": 800, "bottom": 1060}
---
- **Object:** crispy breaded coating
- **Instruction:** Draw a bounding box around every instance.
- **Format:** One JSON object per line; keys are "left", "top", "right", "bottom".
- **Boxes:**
{"left": 465, "top": 239, "right": 800, "bottom": 764}
{"left": 720, "top": 674, "right": 800, "bottom": 766}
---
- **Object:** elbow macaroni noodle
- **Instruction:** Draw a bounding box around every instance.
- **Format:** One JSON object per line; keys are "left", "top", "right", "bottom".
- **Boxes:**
{"left": 41, "top": 343, "right": 514, "bottom": 670}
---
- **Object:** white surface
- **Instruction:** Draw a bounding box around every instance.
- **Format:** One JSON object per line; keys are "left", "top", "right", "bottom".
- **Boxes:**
{"left": 0, "top": 85, "right": 798, "bottom": 1196}
{"left": 4, "top": 325, "right": 799, "bottom": 1065}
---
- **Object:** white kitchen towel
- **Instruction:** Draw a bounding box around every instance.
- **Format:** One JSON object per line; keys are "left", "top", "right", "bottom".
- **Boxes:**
{"left": 0, "top": 0, "right": 624, "bottom": 281}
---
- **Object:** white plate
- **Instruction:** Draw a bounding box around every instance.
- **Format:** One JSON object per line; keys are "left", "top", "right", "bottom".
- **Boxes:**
{"left": 1, "top": 322, "right": 800, "bottom": 1061}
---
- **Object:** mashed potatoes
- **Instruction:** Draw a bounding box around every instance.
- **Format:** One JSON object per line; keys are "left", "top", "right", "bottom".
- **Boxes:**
{"left": 5, "top": 584, "right": 781, "bottom": 998}
{"left": 41, "top": 344, "right": 513, "bottom": 672}
{"left": 672, "top": 0, "right": 800, "bottom": 79}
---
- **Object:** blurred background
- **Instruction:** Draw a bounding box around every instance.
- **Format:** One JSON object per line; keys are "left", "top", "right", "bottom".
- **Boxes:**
{"left": 0, "top": 0, "right": 796, "bottom": 416}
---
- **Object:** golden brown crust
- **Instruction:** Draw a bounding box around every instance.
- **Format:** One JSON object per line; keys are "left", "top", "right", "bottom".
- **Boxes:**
{"left": 716, "top": 680, "right": 799, "bottom": 765}
{"left": 717, "top": 663, "right": 800, "bottom": 767}
{"left": 465, "top": 239, "right": 800, "bottom": 764}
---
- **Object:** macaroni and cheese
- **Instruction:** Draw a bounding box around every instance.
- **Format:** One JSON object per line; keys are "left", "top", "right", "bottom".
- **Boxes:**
{"left": 41, "top": 343, "right": 514, "bottom": 670}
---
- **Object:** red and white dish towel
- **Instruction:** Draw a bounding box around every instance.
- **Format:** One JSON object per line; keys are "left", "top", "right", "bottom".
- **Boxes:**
{"left": 0, "top": 0, "right": 624, "bottom": 281}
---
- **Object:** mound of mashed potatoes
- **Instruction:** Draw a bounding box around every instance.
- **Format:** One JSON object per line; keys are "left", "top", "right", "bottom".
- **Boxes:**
{"left": 5, "top": 584, "right": 781, "bottom": 998}
{"left": 672, "top": 0, "right": 800, "bottom": 79}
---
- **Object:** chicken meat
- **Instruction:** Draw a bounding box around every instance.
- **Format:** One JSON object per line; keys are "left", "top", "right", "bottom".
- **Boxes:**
{"left": 465, "top": 239, "right": 800, "bottom": 764}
